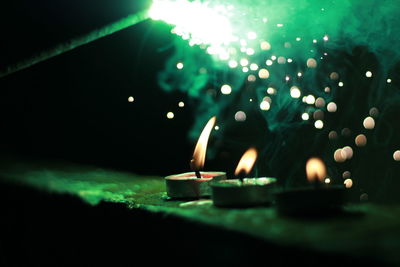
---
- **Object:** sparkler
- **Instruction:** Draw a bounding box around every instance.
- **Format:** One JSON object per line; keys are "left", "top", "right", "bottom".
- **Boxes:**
{"left": 0, "top": 10, "right": 149, "bottom": 78}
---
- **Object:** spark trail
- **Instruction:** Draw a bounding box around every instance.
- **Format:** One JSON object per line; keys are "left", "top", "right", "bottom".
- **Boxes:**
{"left": 0, "top": 10, "right": 149, "bottom": 78}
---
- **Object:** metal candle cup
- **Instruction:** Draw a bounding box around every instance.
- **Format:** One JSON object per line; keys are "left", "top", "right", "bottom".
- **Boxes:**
{"left": 275, "top": 184, "right": 346, "bottom": 216}
{"left": 211, "top": 177, "right": 277, "bottom": 208}
{"left": 275, "top": 157, "right": 347, "bottom": 216}
{"left": 165, "top": 171, "right": 226, "bottom": 199}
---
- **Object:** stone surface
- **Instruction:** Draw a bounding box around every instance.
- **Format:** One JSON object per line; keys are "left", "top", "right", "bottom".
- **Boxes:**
{"left": 0, "top": 158, "right": 399, "bottom": 265}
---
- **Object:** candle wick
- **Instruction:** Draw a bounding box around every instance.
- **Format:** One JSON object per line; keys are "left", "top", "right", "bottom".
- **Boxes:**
{"left": 195, "top": 170, "right": 202, "bottom": 179}
{"left": 190, "top": 159, "right": 202, "bottom": 178}
{"left": 238, "top": 171, "right": 245, "bottom": 184}
{"left": 313, "top": 177, "right": 321, "bottom": 189}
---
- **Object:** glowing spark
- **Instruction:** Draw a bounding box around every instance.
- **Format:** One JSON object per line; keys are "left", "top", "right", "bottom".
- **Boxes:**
{"left": 329, "top": 131, "right": 338, "bottom": 140}
{"left": 394, "top": 150, "right": 400, "bottom": 161}
{"left": 355, "top": 134, "right": 367, "bottom": 147}
{"left": 343, "top": 171, "right": 351, "bottom": 179}
{"left": 342, "top": 146, "right": 354, "bottom": 159}
{"left": 234, "top": 111, "right": 246, "bottom": 122}
{"left": 258, "top": 69, "right": 270, "bottom": 79}
{"left": 221, "top": 84, "right": 232, "bottom": 95}
{"left": 250, "top": 63, "right": 259, "bottom": 71}
{"left": 344, "top": 179, "right": 353, "bottom": 188}
{"left": 228, "top": 60, "right": 238, "bottom": 68}
{"left": 150, "top": 0, "right": 236, "bottom": 49}
{"left": 290, "top": 86, "right": 301, "bottom": 98}
{"left": 246, "top": 48, "right": 255, "bottom": 55}
{"left": 260, "top": 101, "right": 271, "bottom": 111}
{"left": 277, "top": 56, "right": 286, "bottom": 64}
{"left": 305, "top": 95, "right": 316, "bottom": 105}
{"left": 240, "top": 58, "right": 249, "bottom": 66}
{"left": 260, "top": 41, "right": 271, "bottom": 50}
{"left": 306, "top": 58, "right": 317, "bottom": 68}
{"left": 314, "top": 120, "right": 324, "bottom": 129}
{"left": 330, "top": 72, "right": 339, "bottom": 80}
{"left": 167, "top": 112, "right": 175, "bottom": 119}
{"left": 267, "top": 87, "right": 276, "bottom": 94}
{"left": 327, "top": 102, "right": 337, "bottom": 112}
{"left": 315, "top": 97, "right": 326, "bottom": 108}
{"left": 334, "top": 149, "right": 346, "bottom": 162}
{"left": 363, "top": 116, "right": 375, "bottom": 130}
{"left": 247, "top": 74, "right": 256, "bottom": 82}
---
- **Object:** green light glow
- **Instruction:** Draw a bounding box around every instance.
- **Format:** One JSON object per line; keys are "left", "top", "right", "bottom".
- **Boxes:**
{"left": 149, "top": 0, "right": 236, "bottom": 54}
{"left": 154, "top": 0, "right": 400, "bottom": 189}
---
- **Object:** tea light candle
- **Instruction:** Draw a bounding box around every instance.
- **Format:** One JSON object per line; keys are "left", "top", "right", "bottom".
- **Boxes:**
{"left": 275, "top": 158, "right": 346, "bottom": 216}
{"left": 211, "top": 177, "right": 277, "bottom": 207}
{"left": 211, "top": 148, "right": 277, "bottom": 207}
{"left": 166, "top": 171, "right": 226, "bottom": 199}
{"left": 165, "top": 116, "right": 226, "bottom": 199}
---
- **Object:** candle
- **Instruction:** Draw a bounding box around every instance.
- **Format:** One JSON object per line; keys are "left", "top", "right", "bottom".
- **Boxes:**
{"left": 165, "top": 171, "right": 226, "bottom": 199}
{"left": 275, "top": 157, "right": 346, "bottom": 216}
{"left": 165, "top": 116, "right": 226, "bottom": 199}
{"left": 211, "top": 148, "right": 277, "bottom": 208}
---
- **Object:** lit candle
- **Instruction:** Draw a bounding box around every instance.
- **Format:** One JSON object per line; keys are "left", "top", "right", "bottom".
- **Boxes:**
{"left": 210, "top": 148, "right": 277, "bottom": 208}
{"left": 165, "top": 116, "right": 226, "bottom": 199}
{"left": 275, "top": 157, "right": 346, "bottom": 216}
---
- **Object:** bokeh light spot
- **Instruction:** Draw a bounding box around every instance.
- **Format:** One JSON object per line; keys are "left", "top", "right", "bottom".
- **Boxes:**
{"left": 363, "top": 116, "right": 375, "bottom": 130}
{"left": 234, "top": 111, "right": 246, "bottom": 122}
{"left": 355, "top": 134, "right": 367, "bottom": 147}
{"left": 221, "top": 84, "right": 232, "bottom": 95}
{"left": 167, "top": 112, "right": 174, "bottom": 119}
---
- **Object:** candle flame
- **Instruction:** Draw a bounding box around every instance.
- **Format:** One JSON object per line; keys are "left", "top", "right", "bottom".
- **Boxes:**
{"left": 234, "top": 148, "right": 258, "bottom": 176}
{"left": 191, "top": 116, "right": 216, "bottom": 171}
{"left": 306, "top": 157, "right": 327, "bottom": 183}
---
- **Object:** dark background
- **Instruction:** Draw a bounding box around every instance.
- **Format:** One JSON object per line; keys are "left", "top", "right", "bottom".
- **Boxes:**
{"left": 0, "top": 2, "right": 400, "bottom": 266}
{"left": 0, "top": 0, "right": 198, "bottom": 176}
